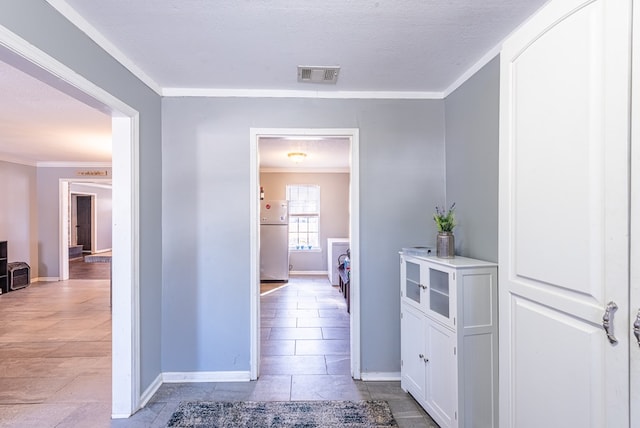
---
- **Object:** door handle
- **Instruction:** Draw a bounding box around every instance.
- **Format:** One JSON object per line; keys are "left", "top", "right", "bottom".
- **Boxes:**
{"left": 633, "top": 309, "right": 640, "bottom": 348}
{"left": 602, "top": 301, "right": 618, "bottom": 345}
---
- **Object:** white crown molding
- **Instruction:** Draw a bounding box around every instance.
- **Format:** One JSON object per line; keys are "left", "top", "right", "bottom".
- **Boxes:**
{"left": 443, "top": 43, "right": 502, "bottom": 98}
{"left": 71, "top": 183, "right": 112, "bottom": 190}
{"left": 45, "top": 0, "right": 162, "bottom": 95}
{"left": 36, "top": 161, "right": 112, "bottom": 168}
{"left": 162, "top": 87, "right": 445, "bottom": 99}
{"left": 45, "top": 0, "right": 510, "bottom": 101}
{"left": 0, "top": 157, "right": 112, "bottom": 168}
{"left": 260, "top": 167, "right": 350, "bottom": 174}
{"left": 0, "top": 154, "right": 37, "bottom": 167}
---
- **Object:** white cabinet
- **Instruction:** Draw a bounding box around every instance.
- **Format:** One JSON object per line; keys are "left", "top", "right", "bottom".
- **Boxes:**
{"left": 400, "top": 253, "right": 498, "bottom": 428}
{"left": 327, "top": 238, "right": 349, "bottom": 286}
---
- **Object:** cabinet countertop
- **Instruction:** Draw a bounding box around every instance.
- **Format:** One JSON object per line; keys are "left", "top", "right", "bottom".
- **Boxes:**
{"left": 399, "top": 252, "right": 497, "bottom": 269}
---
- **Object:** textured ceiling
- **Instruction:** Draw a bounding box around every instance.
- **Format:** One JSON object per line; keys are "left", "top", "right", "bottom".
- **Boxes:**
{"left": 0, "top": 0, "right": 550, "bottom": 165}
{"left": 56, "top": 0, "right": 548, "bottom": 93}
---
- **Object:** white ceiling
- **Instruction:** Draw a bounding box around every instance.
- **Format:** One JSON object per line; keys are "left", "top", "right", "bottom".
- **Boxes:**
{"left": 0, "top": 0, "right": 549, "bottom": 166}
{"left": 259, "top": 137, "right": 350, "bottom": 172}
{"left": 0, "top": 59, "right": 112, "bottom": 165}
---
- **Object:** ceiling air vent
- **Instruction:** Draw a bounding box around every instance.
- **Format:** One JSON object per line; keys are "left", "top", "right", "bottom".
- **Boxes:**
{"left": 297, "top": 66, "right": 340, "bottom": 84}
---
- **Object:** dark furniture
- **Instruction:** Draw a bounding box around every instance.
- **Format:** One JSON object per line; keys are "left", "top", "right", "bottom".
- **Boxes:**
{"left": 0, "top": 241, "right": 6, "bottom": 294}
{"left": 69, "top": 245, "right": 84, "bottom": 260}
{"left": 8, "top": 262, "right": 30, "bottom": 290}
{"left": 338, "top": 265, "right": 350, "bottom": 313}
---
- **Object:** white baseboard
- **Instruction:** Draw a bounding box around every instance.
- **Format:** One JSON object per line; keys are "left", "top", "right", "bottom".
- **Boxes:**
{"left": 94, "top": 248, "right": 113, "bottom": 254}
{"left": 360, "top": 372, "right": 401, "bottom": 381}
{"left": 33, "top": 277, "right": 59, "bottom": 282}
{"left": 162, "top": 371, "right": 251, "bottom": 383}
{"left": 122, "top": 370, "right": 396, "bottom": 419}
{"left": 138, "top": 372, "right": 163, "bottom": 409}
{"left": 114, "top": 371, "right": 249, "bottom": 419}
{"left": 290, "top": 271, "right": 328, "bottom": 276}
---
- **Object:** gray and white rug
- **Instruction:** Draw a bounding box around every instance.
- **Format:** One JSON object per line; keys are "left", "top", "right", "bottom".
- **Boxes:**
{"left": 166, "top": 400, "right": 398, "bottom": 427}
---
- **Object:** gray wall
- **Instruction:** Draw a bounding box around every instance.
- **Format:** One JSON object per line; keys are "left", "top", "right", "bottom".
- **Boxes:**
{"left": 444, "top": 56, "right": 500, "bottom": 262}
{"left": 259, "top": 172, "right": 349, "bottom": 272}
{"left": 0, "top": 1, "right": 163, "bottom": 391}
{"left": 162, "top": 97, "right": 445, "bottom": 374}
{"left": 70, "top": 182, "right": 113, "bottom": 252}
{"left": 0, "top": 160, "right": 38, "bottom": 273}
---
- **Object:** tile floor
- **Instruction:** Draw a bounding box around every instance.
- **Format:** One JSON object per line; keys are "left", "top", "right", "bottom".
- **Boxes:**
{"left": 0, "top": 273, "right": 438, "bottom": 427}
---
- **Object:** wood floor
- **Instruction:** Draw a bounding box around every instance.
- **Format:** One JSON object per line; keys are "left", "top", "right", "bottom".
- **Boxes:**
{"left": 69, "top": 256, "right": 111, "bottom": 280}
{"left": 0, "top": 277, "right": 111, "bottom": 427}
{"left": 0, "top": 271, "right": 435, "bottom": 427}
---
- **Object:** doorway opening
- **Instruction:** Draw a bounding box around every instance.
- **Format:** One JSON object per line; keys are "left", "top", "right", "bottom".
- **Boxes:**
{"left": 73, "top": 194, "right": 94, "bottom": 254}
{"left": 0, "top": 28, "right": 140, "bottom": 417}
{"left": 250, "top": 128, "right": 361, "bottom": 380}
{"left": 59, "top": 178, "right": 113, "bottom": 281}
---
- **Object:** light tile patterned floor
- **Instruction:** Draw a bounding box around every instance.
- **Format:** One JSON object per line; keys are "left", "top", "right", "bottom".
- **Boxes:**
{"left": 0, "top": 274, "right": 437, "bottom": 427}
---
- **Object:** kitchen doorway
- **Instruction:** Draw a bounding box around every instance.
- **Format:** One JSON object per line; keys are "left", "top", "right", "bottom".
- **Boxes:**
{"left": 250, "top": 128, "right": 361, "bottom": 380}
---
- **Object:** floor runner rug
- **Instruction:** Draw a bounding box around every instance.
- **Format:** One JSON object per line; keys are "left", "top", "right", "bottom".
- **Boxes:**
{"left": 166, "top": 400, "right": 398, "bottom": 427}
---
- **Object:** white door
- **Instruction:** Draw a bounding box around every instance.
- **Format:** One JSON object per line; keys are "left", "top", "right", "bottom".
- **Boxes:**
{"left": 499, "top": 0, "right": 631, "bottom": 427}
{"left": 631, "top": 4, "right": 640, "bottom": 424}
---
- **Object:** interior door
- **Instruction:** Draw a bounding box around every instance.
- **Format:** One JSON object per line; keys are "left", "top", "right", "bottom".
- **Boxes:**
{"left": 76, "top": 195, "right": 92, "bottom": 253}
{"left": 631, "top": 3, "right": 640, "bottom": 424}
{"left": 499, "top": 0, "right": 631, "bottom": 427}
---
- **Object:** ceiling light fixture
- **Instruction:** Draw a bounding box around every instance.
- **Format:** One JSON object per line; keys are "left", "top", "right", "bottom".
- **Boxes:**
{"left": 287, "top": 152, "right": 307, "bottom": 163}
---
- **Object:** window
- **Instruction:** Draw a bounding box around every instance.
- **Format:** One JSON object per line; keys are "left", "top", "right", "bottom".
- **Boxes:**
{"left": 286, "top": 184, "right": 320, "bottom": 250}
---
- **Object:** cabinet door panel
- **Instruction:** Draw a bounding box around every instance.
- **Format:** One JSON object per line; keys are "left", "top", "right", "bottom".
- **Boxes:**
{"left": 425, "top": 320, "right": 456, "bottom": 428}
{"left": 427, "top": 267, "right": 456, "bottom": 329}
{"left": 401, "top": 257, "right": 426, "bottom": 311}
{"left": 401, "top": 303, "right": 426, "bottom": 402}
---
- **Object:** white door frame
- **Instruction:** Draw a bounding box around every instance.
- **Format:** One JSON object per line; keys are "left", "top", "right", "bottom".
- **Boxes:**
{"left": 59, "top": 182, "right": 109, "bottom": 281}
{"left": 630, "top": 3, "right": 640, "bottom": 423}
{"left": 0, "top": 26, "right": 141, "bottom": 417}
{"left": 249, "top": 128, "right": 361, "bottom": 379}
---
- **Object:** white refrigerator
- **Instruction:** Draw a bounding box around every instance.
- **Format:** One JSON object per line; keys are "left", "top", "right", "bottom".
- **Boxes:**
{"left": 260, "top": 200, "right": 289, "bottom": 281}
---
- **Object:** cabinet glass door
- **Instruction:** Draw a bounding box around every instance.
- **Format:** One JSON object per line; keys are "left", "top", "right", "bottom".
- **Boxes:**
{"left": 429, "top": 268, "right": 450, "bottom": 319}
{"left": 404, "top": 260, "right": 422, "bottom": 304}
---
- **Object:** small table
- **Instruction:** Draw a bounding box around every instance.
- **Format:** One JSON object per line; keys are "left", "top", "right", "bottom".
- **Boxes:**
{"left": 338, "top": 266, "right": 350, "bottom": 313}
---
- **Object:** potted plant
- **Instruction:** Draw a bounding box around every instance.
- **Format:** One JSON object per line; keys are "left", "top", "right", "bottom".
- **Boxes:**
{"left": 434, "top": 203, "right": 456, "bottom": 258}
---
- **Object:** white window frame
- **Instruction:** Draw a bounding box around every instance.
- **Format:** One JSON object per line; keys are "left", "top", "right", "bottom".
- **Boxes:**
{"left": 286, "top": 184, "right": 320, "bottom": 250}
